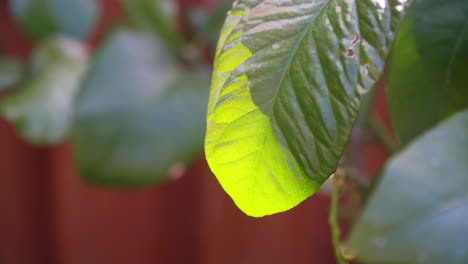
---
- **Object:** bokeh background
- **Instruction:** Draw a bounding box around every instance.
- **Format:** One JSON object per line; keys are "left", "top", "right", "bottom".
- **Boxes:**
{"left": 0, "top": 0, "right": 392, "bottom": 263}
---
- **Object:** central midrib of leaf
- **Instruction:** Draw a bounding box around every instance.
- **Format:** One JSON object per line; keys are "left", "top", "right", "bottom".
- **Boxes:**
{"left": 242, "top": 1, "right": 333, "bottom": 208}
{"left": 267, "top": 0, "right": 332, "bottom": 115}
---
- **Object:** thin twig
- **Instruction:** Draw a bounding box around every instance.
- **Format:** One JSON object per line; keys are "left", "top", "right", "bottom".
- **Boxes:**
{"left": 329, "top": 176, "right": 349, "bottom": 264}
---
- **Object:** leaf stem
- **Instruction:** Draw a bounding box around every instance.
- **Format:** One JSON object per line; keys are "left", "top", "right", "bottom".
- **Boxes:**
{"left": 329, "top": 176, "right": 349, "bottom": 264}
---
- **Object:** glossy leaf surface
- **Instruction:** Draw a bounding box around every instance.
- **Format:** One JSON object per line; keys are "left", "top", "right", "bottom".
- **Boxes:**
{"left": 0, "top": 57, "right": 22, "bottom": 90}
{"left": 72, "top": 29, "right": 209, "bottom": 187}
{"left": 387, "top": 0, "right": 468, "bottom": 144}
{"left": 10, "top": 0, "right": 99, "bottom": 40}
{"left": 0, "top": 36, "right": 88, "bottom": 145}
{"left": 348, "top": 110, "right": 468, "bottom": 264}
{"left": 206, "top": 0, "right": 414, "bottom": 217}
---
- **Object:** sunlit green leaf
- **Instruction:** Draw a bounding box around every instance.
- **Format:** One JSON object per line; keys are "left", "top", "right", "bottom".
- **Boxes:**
{"left": 72, "top": 28, "right": 209, "bottom": 187}
{"left": 348, "top": 109, "right": 468, "bottom": 264}
{"left": 206, "top": 0, "right": 415, "bottom": 217}
{"left": 0, "top": 36, "right": 88, "bottom": 145}
{"left": 0, "top": 57, "right": 22, "bottom": 90}
{"left": 119, "top": 0, "right": 183, "bottom": 50}
{"left": 10, "top": 0, "right": 99, "bottom": 40}
{"left": 387, "top": 0, "right": 468, "bottom": 144}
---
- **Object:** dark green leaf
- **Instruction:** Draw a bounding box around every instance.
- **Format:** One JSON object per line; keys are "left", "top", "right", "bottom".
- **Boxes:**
{"left": 206, "top": 0, "right": 414, "bottom": 217}
{"left": 0, "top": 57, "right": 22, "bottom": 90}
{"left": 119, "top": 0, "right": 183, "bottom": 51}
{"left": 387, "top": 0, "right": 468, "bottom": 144}
{"left": 72, "top": 28, "right": 209, "bottom": 187}
{"left": 10, "top": 0, "right": 99, "bottom": 40}
{"left": 0, "top": 36, "right": 88, "bottom": 145}
{"left": 190, "top": 1, "right": 232, "bottom": 45}
{"left": 347, "top": 110, "right": 468, "bottom": 264}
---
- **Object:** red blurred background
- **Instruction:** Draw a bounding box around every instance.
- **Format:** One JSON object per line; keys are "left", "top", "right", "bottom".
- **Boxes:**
{"left": 0, "top": 0, "right": 391, "bottom": 263}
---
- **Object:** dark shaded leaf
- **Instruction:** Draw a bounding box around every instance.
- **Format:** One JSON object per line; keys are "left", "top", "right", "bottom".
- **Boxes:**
{"left": 10, "top": 0, "right": 99, "bottom": 40}
{"left": 0, "top": 57, "right": 22, "bottom": 90}
{"left": 348, "top": 110, "right": 468, "bottom": 264}
{"left": 72, "top": 28, "right": 209, "bottom": 187}
{"left": 386, "top": 0, "right": 468, "bottom": 144}
{"left": 119, "top": 0, "right": 183, "bottom": 51}
{"left": 190, "top": 1, "right": 232, "bottom": 45}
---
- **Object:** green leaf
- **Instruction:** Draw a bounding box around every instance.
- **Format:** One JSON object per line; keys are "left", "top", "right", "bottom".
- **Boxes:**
{"left": 0, "top": 57, "right": 22, "bottom": 90}
{"left": 387, "top": 0, "right": 468, "bottom": 144}
{"left": 10, "top": 0, "right": 99, "bottom": 40}
{"left": 0, "top": 36, "right": 88, "bottom": 145}
{"left": 347, "top": 109, "right": 468, "bottom": 264}
{"left": 72, "top": 28, "right": 209, "bottom": 187}
{"left": 190, "top": 1, "right": 232, "bottom": 45}
{"left": 206, "top": 0, "right": 414, "bottom": 217}
{"left": 119, "top": 0, "right": 183, "bottom": 51}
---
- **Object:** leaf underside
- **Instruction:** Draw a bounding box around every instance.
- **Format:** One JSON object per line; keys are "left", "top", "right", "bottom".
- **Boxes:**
{"left": 348, "top": 110, "right": 468, "bottom": 264}
{"left": 206, "top": 0, "right": 413, "bottom": 217}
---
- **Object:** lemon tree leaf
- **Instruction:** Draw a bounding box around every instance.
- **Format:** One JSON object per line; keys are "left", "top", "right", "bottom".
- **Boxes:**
{"left": 72, "top": 28, "right": 209, "bottom": 187}
{"left": 0, "top": 57, "right": 22, "bottom": 91}
{"left": 205, "top": 0, "right": 415, "bottom": 217}
{"left": 0, "top": 36, "right": 88, "bottom": 145}
{"left": 9, "top": 0, "right": 99, "bottom": 40}
{"left": 119, "top": 0, "right": 183, "bottom": 50}
{"left": 347, "top": 110, "right": 468, "bottom": 264}
{"left": 386, "top": 0, "right": 468, "bottom": 144}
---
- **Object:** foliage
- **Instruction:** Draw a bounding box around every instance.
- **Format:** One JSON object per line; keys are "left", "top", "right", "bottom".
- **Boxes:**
{"left": 0, "top": 57, "right": 22, "bottom": 90}
{"left": 206, "top": 0, "right": 467, "bottom": 263}
{"left": 348, "top": 109, "right": 468, "bottom": 264}
{"left": 9, "top": 0, "right": 99, "bottom": 40}
{"left": 1, "top": 0, "right": 467, "bottom": 263}
{"left": 205, "top": 0, "right": 413, "bottom": 217}
{"left": 72, "top": 29, "right": 209, "bottom": 186}
{"left": 1, "top": 0, "right": 211, "bottom": 185}
{"left": 386, "top": 0, "right": 468, "bottom": 144}
{"left": 1, "top": 36, "right": 87, "bottom": 144}
{"left": 119, "top": 0, "right": 184, "bottom": 51}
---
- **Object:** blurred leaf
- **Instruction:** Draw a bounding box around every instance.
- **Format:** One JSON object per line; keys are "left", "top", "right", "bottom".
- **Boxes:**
{"left": 10, "top": 0, "right": 99, "bottom": 40}
{"left": 386, "top": 0, "right": 468, "bottom": 144}
{"left": 72, "top": 28, "right": 209, "bottom": 187}
{"left": 0, "top": 57, "right": 22, "bottom": 90}
{"left": 205, "top": 0, "right": 414, "bottom": 217}
{"left": 0, "top": 36, "right": 88, "bottom": 145}
{"left": 119, "top": 0, "right": 183, "bottom": 51}
{"left": 190, "top": 1, "right": 231, "bottom": 45}
{"left": 348, "top": 110, "right": 468, "bottom": 264}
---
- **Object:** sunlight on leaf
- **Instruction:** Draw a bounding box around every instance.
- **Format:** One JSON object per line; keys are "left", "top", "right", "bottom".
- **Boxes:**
{"left": 206, "top": 0, "right": 414, "bottom": 217}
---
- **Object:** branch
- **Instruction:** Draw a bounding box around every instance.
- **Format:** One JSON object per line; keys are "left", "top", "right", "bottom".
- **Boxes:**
{"left": 329, "top": 175, "right": 349, "bottom": 264}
